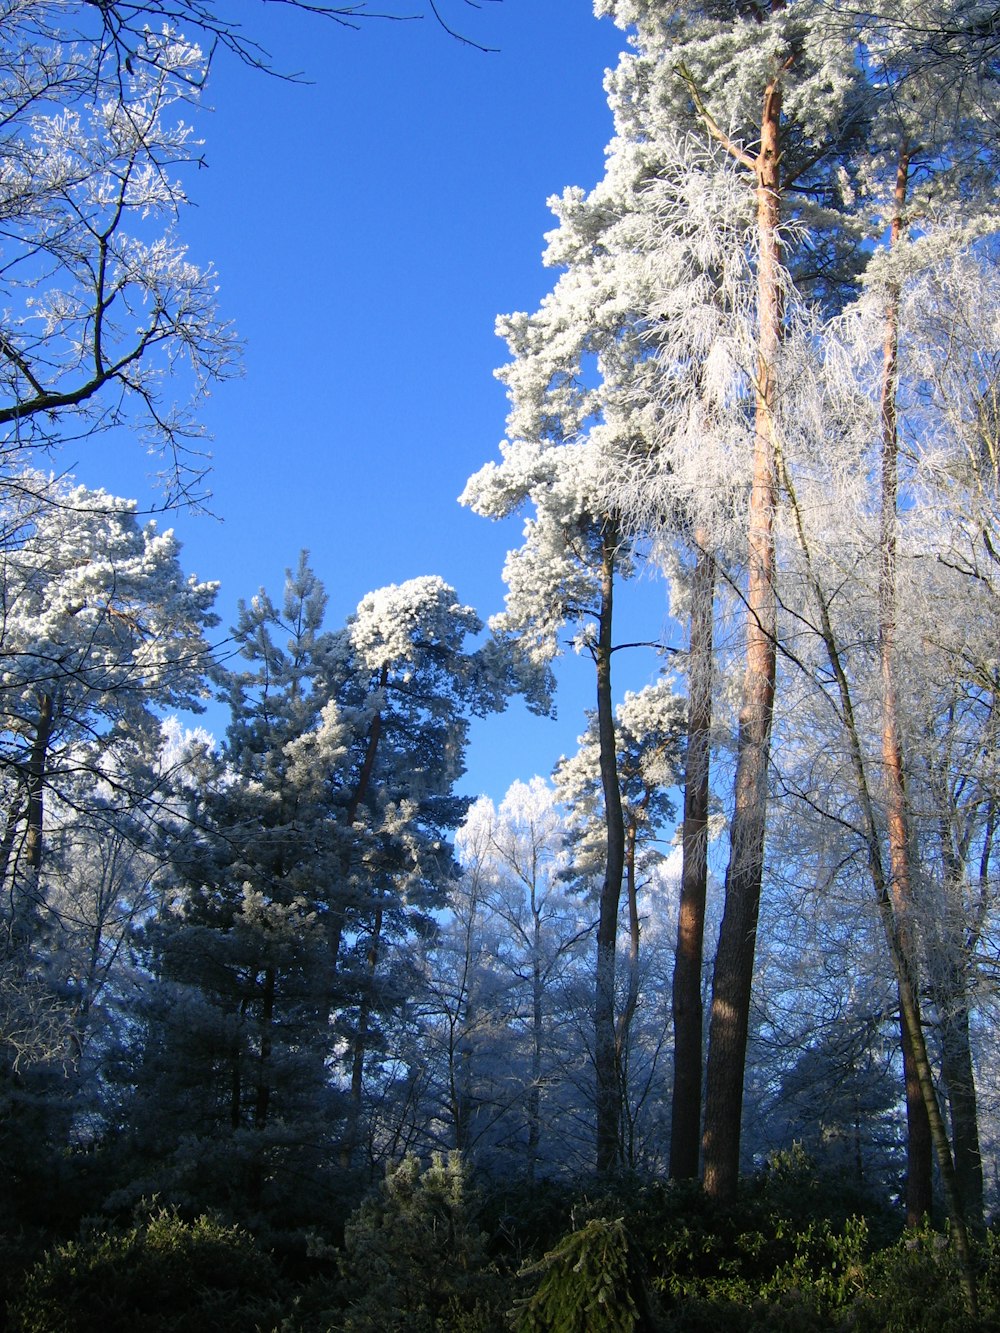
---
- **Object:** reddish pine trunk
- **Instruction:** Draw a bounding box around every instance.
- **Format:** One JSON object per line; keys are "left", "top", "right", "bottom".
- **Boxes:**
{"left": 702, "top": 70, "right": 782, "bottom": 1202}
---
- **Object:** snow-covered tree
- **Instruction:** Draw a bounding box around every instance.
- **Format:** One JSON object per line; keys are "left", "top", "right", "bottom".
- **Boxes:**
{"left": 0, "top": 473, "right": 218, "bottom": 937}
{"left": 0, "top": 13, "right": 236, "bottom": 494}
{"left": 127, "top": 556, "right": 512, "bottom": 1212}
{"left": 417, "top": 781, "right": 592, "bottom": 1179}
{"left": 554, "top": 680, "right": 684, "bottom": 1164}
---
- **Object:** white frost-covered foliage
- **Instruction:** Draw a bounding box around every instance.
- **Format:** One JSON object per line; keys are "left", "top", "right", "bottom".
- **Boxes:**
{"left": 351, "top": 576, "right": 481, "bottom": 675}
{"left": 0, "top": 8, "right": 237, "bottom": 480}
{"left": 457, "top": 0, "right": 1000, "bottom": 1191}
{"left": 0, "top": 471, "right": 218, "bottom": 811}
{"left": 135, "top": 553, "right": 518, "bottom": 1199}
{"left": 0, "top": 475, "right": 219, "bottom": 713}
{"left": 464, "top": 436, "right": 630, "bottom": 665}
{"left": 554, "top": 678, "right": 686, "bottom": 887}
{"left": 415, "top": 778, "right": 593, "bottom": 1174}
{"left": 464, "top": 0, "right": 870, "bottom": 666}
{"left": 583, "top": 0, "right": 868, "bottom": 554}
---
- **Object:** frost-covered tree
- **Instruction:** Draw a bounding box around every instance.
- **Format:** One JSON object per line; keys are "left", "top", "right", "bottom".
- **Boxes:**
{"left": 418, "top": 781, "right": 591, "bottom": 1178}
{"left": 128, "top": 556, "right": 511, "bottom": 1212}
{"left": 467, "top": 0, "right": 869, "bottom": 1186}
{"left": 462, "top": 425, "right": 646, "bottom": 1171}
{"left": 554, "top": 681, "right": 684, "bottom": 1165}
{"left": 604, "top": 0, "right": 868, "bottom": 1204}
{"left": 749, "top": 237, "right": 998, "bottom": 1299}
{"left": 0, "top": 474, "right": 218, "bottom": 935}
{"left": 494, "top": 3, "right": 996, "bottom": 1248}
{"left": 335, "top": 572, "right": 511, "bottom": 1165}
{"left": 0, "top": 13, "right": 236, "bottom": 495}
{"left": 0, "top": 477, "right": 217, "bottom": 1226}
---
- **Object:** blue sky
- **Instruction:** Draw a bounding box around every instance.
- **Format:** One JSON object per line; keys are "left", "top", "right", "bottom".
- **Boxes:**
{"left": 73, "top": 0, "right": 677, "bottom": 799}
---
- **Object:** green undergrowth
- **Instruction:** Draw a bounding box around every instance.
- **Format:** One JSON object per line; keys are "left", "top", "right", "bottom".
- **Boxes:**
{"left": 6, "top": 1207, "right": 286, "bottom": 1332}
{"left": 5, "top": 1156, "right": 1000, "bottom": 1332}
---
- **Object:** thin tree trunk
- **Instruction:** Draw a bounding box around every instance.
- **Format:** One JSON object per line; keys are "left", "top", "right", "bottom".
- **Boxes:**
{"left": 702, "top": 69, "right": 782, "bottom": 1201}
{"left": 616, "top": 816, "right": 641, "bottom": 1167}
{"left": 24, "top": 691, "right": 54, "bottom": 877}
{"left": 330, "top": 664, "right": 388, "bottom": 970}
{"left": 0, "top": 790, "right": 25, "bottom": 897}
{"left": 527, "top": 923, "right": 543, "bottom": 1181}
{"left": 878, "top": 141, "right": 933, "bottom": 1224}
{"left": 929, "top": 789, "right": 985, "bottom": 1230}
{"left": 670, "top": 537, "right": 714, "bottom": 1179}
{"left": 778, "top": 451, "right": 979, "bottom": 1317}
{"left": 595, "top": 525, "right": 626, "bottom": 1174}
{"left": 6, "top": 691, "right": 56, "bottom": 954}
{"left": 337, "top": 667, "right": 389, "bottom": 1166}
{"left": 231, "top": 996, "right": 249, "bottom": 1130}
{"left": 342, "top": 903, "right": 383, "bottom": 1166}
{"left": 0, "top": 789, "right": 25, "bottom": 954}
{"left": 937, "top": 975, "right": 985, "bottom": 1230}
{"left": 254, "top": 966, "right": 275, "bottom": 1130}
{"left": 616, "top": 822, "right": 642, "bottom": 1053}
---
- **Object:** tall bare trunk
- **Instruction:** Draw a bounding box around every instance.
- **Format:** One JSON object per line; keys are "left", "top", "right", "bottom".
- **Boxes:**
{"left": 254, "top": 965, "right": 275, "bottom": 1131}
{"left": 702, "top": 72, "right": 782, "bottom": 1201}
{"left": 670, "top": 537, "right": 714, "bottom": 1179}
{"left": 878, "top": 143, "right": 933, "bottom": 1224}
{"left": 349, "top": 906, "right": 382, "bottom": 1110}
{"left": 937, "top": 975, "right": 984, "bottom": 1229}
{"left": 595, "top": 525, "right": 626, "bottom": 1174}
{"left": 931, "top": 795, "right": 985, "bottom": 1230}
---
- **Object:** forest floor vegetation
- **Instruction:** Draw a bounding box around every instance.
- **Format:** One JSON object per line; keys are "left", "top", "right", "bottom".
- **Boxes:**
{"left": 3, "top": 1153, "right": 999, "bottom": 1331}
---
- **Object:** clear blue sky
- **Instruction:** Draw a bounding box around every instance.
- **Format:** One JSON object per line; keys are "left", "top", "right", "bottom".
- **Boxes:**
{"left": 74, "top": 0, "right": 676, "bottom": 799}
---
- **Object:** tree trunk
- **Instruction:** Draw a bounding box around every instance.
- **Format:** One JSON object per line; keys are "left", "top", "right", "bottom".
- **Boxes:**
{"left": 937, "top": 973, "right": 985, "bottom": 1230}
{"left": 343, "top": 903, "right": 383, "bottom": 1166}
{"left": 330, "top": 664, "right": 388, "bottom": 971}
{"left": 337, "top": 669, "right": 389, "bottom": 1165}
{"left": 527, "top": 921, "right": 543, "bottom": 1181}
{"left": 24, "top": 691, "right": 54, "bottom": 877}
{"left": 778, "top": 461, "right": 979, "bottom": 1317}
{"left": 254, "top": 965, "right": 275, "bottom": 1131}
{"left": 0, "top": 790, "right": 25, "bottom": 952}
{"left": 616, "top": 816, "right": 642, "bottom": 1167}
{"left": 595, "top": 525, "right": 626, "bottom": 1174}
{"left": 878, "top": 141, "right": 933, "bottom": 1224}
{"left": 702, "top": 70, "right": 782, "bottom": 1202}
{"left": 927, "top": 797, "right": 985, "bottom": 1227}
{"left": 670, "top": 537, "right": 714, "bottom": 1179}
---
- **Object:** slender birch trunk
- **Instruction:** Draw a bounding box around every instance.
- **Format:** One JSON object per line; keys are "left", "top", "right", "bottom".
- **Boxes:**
{"left": 616, "top": 815, "right": 642, "bottom": 1166}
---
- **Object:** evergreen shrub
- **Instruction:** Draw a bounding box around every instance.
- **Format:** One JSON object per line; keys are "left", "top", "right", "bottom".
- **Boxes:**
{"left": 8, "top": 1207, "right": 285, "bottom": 1332}
{"left": 336, "top": 1151, "right": 504, "bottom": 1332}
{"left": 511, "top": 1215, "right": 651, "bottom": 1333}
